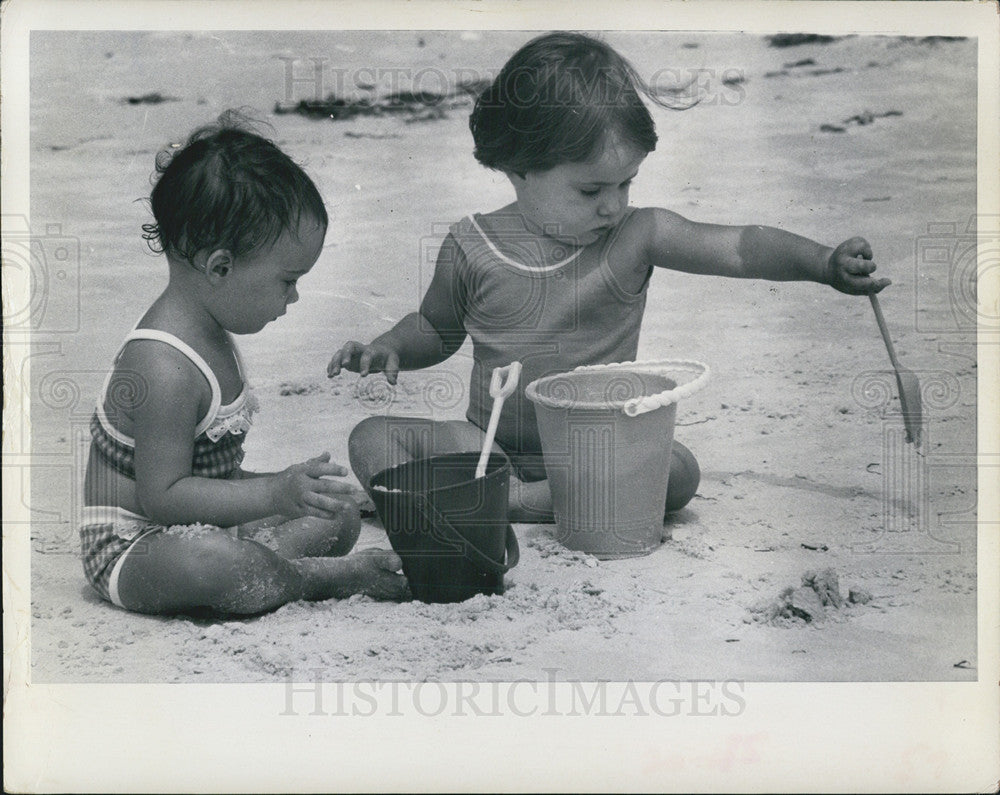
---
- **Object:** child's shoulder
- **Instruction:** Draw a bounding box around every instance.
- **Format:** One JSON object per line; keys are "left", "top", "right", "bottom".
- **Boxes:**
{"left": 601, "top": 207, "right": 701, "bottom": 282}
{"left": 618, "top": 206, "right": 690, "bottom": 240}
{"left": 607, "top": 206, "right": 659, "bottom": 257}
{"left": 611, "top": 206, "right": 694, "bottom": 254}
{"left": 440, "top": 205, "right": 522, "bottom": 264}
{"left": 112, "top": 329, "right": 218, "bottom": 403}
{"left": 449, "top": 204, "right": 518, "bottom": 236}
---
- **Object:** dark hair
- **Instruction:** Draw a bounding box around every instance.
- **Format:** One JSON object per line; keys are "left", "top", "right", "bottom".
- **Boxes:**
{"left": 142, "top": 110, "right": 328, "bottom": 265}
{"left": 470, "top": 32, "right": 689, "bottom": 175}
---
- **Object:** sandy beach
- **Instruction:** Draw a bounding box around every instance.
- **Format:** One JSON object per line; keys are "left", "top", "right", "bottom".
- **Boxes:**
{"left": 19, "top": 29, "right": 983, "bottom": 684}
{"left": 5, "top": 11, "right": 998, "bottom": 790}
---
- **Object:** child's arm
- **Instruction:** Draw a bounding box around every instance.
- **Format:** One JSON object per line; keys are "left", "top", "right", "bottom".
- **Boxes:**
{"left": 328, "top": 234, "right": 468, "bottom": 384}
{"left": 641, "top": 209, "right": 891, "bottom": 294}
{"left": 128, "top": 343, "right": 353, "bottom": 527}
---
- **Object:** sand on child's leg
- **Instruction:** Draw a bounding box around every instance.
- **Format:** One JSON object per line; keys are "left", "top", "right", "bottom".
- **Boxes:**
{"left": 115, "top": 526, "right": 309, "bottom": 615}
{"left": 114, "top": 524, "right": 406, "bottom": 614}
{"left": 238, "top": 504, "right": 361, "bottom": 559}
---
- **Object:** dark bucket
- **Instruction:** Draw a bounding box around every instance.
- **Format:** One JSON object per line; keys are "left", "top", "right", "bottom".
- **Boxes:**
{"left": 368, "top": 452, "right": 519, "bottom": 603}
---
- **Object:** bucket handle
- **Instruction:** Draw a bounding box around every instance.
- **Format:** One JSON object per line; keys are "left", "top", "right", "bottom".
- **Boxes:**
{"left": 414, "top": 495, "right": 520, "bottom": 574}
{"left": 525, "top": 358, "right": 710, "bottom": 417}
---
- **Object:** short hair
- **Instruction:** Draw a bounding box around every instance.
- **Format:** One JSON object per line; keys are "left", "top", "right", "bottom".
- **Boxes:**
{"left": 470, "top": 32, "right": 684, "bottom": 175}
{"left": 142, "top": 110, "right": 328, "bottom": 265}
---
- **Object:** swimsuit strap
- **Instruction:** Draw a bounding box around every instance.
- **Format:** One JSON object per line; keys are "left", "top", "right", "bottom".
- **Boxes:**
{"left": 468, "top": 215, "right": 584, "bottom": 273}
{"left": 100, "top": 329, "right": 223, "bottom": 439}
{"left": 124, "top": 330, "right": 223, "bottom": 436}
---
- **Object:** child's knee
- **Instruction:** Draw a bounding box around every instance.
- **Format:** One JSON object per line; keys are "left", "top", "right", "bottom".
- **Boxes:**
{"left": 122, "top": 529, "right": 272, "bottom": 610}
{"left": 348, "top": 415, "right": 384, "bottom": 452}
{"left": 665, "top": 441, "right": 700, "bottom": 512}
{"left": 508, "top": 476, "right": 554, "bottom": 523}
{"left": 174, "top": 531, "right": 257, "bottom": 592}
{"left": 329, "top": 501, "right": 361, "bottom": 556}
{"left": 348, "top": 416, "right": 389, "bottom": 473}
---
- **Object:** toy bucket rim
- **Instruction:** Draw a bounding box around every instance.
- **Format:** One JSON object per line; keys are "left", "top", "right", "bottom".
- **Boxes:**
{"left": 524, "top": 358, "right": 710, "bottom": 417}
{"left": 369, "top": 451, "right": 511, "bottom": 498}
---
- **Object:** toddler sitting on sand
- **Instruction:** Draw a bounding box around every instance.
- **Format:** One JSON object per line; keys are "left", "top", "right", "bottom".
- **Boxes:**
{"left": 329, "top": 32, "right": 890, "bottom": 523}
{"left": 329, "top": 33, "right": 890, "bottom": 521}
{"left": 82, "top": 112, "right": 409, "bottom": 614}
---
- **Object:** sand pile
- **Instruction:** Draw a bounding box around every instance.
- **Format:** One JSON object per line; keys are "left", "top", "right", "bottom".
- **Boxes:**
{"left": 748, "top": 568, "right": 873, "bottom": 626}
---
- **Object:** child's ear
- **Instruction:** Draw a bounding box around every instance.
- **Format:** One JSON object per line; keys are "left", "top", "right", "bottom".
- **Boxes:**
{"left": 205, "top": 249, "right": 234, "bottom": 282}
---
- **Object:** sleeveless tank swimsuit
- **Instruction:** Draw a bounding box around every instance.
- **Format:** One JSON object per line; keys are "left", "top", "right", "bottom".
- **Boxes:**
{"left": 448, "top": 208, "right": 652, "bottom": 479}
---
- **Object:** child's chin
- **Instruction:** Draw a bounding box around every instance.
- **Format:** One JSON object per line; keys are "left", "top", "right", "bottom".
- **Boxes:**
{"left": 553, "top": 231, "right": 598, "bottom": 247}
{"left": 231, "top": 321, "right": 270, "bottom": 335}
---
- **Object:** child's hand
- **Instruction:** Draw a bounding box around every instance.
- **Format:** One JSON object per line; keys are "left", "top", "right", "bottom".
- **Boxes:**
{"left": 270, "top": 452, "right": 357, "bottom": 520}
{"left": 826, "top": 237, "right": 892, "bottom": 295}
{"left": 328, "top": 341, "right": 401, "bottom": 384}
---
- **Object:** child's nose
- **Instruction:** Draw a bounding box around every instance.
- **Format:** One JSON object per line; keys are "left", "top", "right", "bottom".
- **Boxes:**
{"left": 598, "top": 194, "right": 622, "bottom": 217}
{"left": 286, "top": 286, "right": 299, "bottom": 305}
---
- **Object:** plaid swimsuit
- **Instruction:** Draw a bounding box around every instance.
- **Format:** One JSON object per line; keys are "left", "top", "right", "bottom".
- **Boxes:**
{"left": 82, "top": 328, "right": 258, "bottom": 605}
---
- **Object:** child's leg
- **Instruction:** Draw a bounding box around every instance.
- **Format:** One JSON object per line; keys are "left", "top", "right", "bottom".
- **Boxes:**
{"left": 664, "top": 441, "right": 700, "bottom": 513}
{"left": 509, "top": 476, "right": 555, "bottom": 523}
{"left": 113, "top": 527, "right": 406, "bottom": 615}
{"left": 507, "top": 440, "right": 701, "bottom": 522}
{"left": 352, "top": 415, "right": 547, "bottom": 524}
{"left": 348, "top": 416, "right": 492, "bottom": 492}
{"left": 237, "top": 503, "right": 361, "bottom": 559}
{"left": 345, "top": 417, "right": 709, "bottom": 521}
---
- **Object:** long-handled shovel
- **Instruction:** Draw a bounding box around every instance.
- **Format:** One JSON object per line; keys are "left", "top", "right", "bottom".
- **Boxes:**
{"left": 869, "top": 294, "right": 922, "bottom": 448}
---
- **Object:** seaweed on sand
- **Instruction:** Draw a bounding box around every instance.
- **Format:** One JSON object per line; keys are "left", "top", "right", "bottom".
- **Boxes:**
{"left": 274, "top": 78, "right": 492, "bottom": 123}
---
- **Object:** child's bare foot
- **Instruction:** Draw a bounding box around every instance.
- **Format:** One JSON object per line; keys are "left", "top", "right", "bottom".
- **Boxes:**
{"left": 293, "top": 548, "right": 410, "bottom": 602}
{"left": 351, "top": 549, "right": 412, "bottom": 600}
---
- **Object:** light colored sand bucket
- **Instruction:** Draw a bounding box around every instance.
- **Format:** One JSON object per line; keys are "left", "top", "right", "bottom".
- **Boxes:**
{"left": 525, "top": 360, "right": 710, "bottom": 559}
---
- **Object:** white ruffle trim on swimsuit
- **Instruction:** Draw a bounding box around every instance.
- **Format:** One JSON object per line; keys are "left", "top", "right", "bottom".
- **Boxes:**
{"left": 204, "top": 388, "right": 260, "bottom": 442}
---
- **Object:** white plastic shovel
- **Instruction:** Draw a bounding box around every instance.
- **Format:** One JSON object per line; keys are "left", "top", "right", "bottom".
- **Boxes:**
{"left": 475, "top": 361, "right": 522, "bottom": 479}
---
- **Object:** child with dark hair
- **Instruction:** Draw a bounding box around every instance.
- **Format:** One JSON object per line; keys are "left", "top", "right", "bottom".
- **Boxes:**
{"left": 82, "top": 111, "right": 408, "bottom": 614}
{"left": 329, "top": 32, "right": 890, "bottom": 523}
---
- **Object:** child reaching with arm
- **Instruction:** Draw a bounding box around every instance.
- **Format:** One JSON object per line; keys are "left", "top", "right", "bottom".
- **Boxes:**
{"left": 82, "top": 113, "right": 408, "bottom": 614}
{"left": 328, "top": 32, "right": 889, "bottom": 523}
